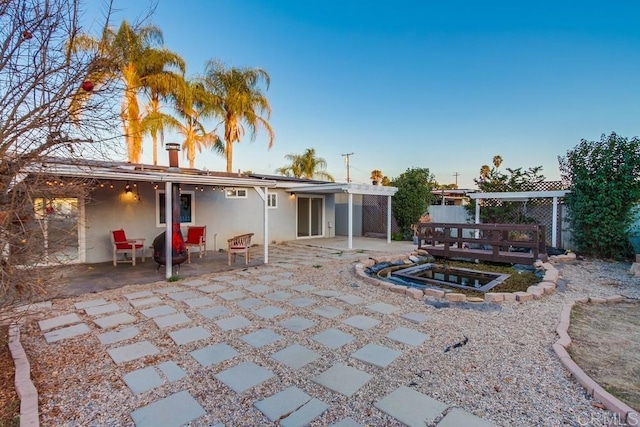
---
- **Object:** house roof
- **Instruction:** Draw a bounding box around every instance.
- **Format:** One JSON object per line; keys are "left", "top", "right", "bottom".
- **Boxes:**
{"left": 25, "top": 158, "right": 278, "bottom": 188}
{"left": 283, "top": 182, "right": 398, "bottom": 196}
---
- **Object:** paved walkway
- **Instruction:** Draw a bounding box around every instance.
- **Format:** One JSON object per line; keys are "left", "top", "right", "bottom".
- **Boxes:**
{"left": 33, "top": 242, "right": 496, "bottom": 426}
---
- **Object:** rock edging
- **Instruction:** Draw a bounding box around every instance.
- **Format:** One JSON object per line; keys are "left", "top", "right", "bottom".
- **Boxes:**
{"left": 553, "top": 297, "right": 639, "bottom": 424}
{"left": 8, "top": 323, "right": 39, "bottom": 427}
{"left": 354, "top": 251, "right": 575, "bottom": 304}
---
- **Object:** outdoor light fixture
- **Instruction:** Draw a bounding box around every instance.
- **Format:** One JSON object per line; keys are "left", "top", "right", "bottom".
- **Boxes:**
{"left": 125, "top": 182, "right": 132, "bottom": 194}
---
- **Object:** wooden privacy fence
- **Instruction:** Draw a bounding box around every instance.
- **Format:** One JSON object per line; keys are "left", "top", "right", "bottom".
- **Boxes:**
{"left": 416, "top": 222, "right": 547, "bottom": 264}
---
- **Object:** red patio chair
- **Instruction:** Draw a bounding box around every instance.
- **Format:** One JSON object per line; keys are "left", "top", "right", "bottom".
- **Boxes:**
{"left": 111, "top": 229, "right": 146, "bottom": 266}
{"left": 184, "top": 226, "right": 206, "bottom": 264}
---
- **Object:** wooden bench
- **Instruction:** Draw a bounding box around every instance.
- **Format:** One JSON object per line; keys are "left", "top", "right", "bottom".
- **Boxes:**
{"left": 227, "top": 233, "right": 254, "bottom": 265}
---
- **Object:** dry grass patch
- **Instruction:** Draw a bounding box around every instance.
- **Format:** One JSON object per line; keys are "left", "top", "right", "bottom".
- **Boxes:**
{"left": 569, "top": 301, "right": 640, "bottom": 410}
{"left": 0, "top": 325, "right": 20, "bottom": 426}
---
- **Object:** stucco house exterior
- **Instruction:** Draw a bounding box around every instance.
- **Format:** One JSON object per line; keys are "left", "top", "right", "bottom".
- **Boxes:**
{"left": 21, "top": 155, "right": 397, "bottom": 267}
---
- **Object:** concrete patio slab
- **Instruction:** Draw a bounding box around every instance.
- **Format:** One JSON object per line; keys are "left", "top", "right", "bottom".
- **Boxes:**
{"left": 240, "top": 329, "right": 283, "bottom": 348}
{"left": 351, "top": 343, "right": 402, "bottom": 368}
{"left": 253, "top": 306, "right": 286, "bottom": 319}
{"left": 312, "top": 363, "right": 373, "bottom": 397}
{"left": 190, "top": 343, "right": 239, "bottom": 367}
{"left": 155, "top": 286, "right": 185, "bottom": 294}
{"left": 168, "top": 326, "right": 211, "bottom": 345}
{"left": 198, "top": 284, "right": 226, "bottom": 293}
{"left": 98, "top": 326, "right": 140, "bottom": 345}
{"left": 312, "top": 329, "right": 355, "bottom": 349}
{"left": 342, "top": 315, "right": 381, "bottom": 330}
{"left": 108, "top": 341, "right": 160, "bottom": 364}
{"left": 311, "top": 306, "right": 345, "bottom": 319}
{"left": 246, "top": 284, "right": 271, "bottom": 294}
{"left": 199, "top": 306, "right": 230, "bottom": 319}
{"left": 274, "top": 279, "right": 296, "bottom": 287}
{"left": 124, "top": 291, "right": 154, "bottom": 300}
{"left": 215, "top": 315, "right": 251, "bottom": 331}
{"left": 386, "top": 327, "right": 429, "bottom": 346}
{"left": 123, "top": 366, "right": 163, "bottom": 394}
{"left": 74, "top": 299, "right": 108, "bottom": 309}
{"left": 157, "top": 361, "right": 186, "bottom": 382}
{"left": 184, "top": 296, "right": 215, "bottom": 308}
{"left": 292, "top": 284, "right": 315, "bottom": 292}
{"left": 214, "top": 361, "right": 275, "bottom": 393}
{"left": 84, "top": 303, "right": 121, "bottom": 316}
{"left": 271, "top": 344, "right": 321, "bottom": 369}
{"left": 366, "top": 302, "right": 400, "bottom": 315}
{"left": 374, "top": 386, "right": 448, "bottom": 427}
{"left": 167, "top": 291, "right": 199, "bottom": 301}
{"left": 401, "top": 312, "right": 430, "bottom": 324}
{"left": 93, "top": 313, "right": 137, "bottom": 329}
{"left": 265, "top": 291, "right": 292, "bottom": 301}
{"left": 235, "top": 298, "right": 265, "bottom": 309}
{"left": 130, "top": 390, "right": 206, "bottom": 427}
{"left": 337, "top": 294, "right": 365, "bottom": 305}
{"left": 153, "top": 313, "right": 191, "bottom": 329}
{"left": 313, "top": 290, "right": 342, "bottom": 298}
{"left": 288, "top": 297, "right": 317, "bottom": 308}
{"left": 38, "top": 313, "right": 81, "bottom": 331}
{"left": 130, "top": 297, "right": 162, "bottom": 308}
{"left": 278, "top": 316, "right": 316, "bottom": 332}
{"left": 44, "top": 323, "right": 91, "bottom": 343}
{"left": 255, "top": 386, "right": 328, "bottom": 427}
{"left": 218, "top": 290, "right": 246, "bottom": 301}
{"left": 140, "top": 305, "right": 176, "bottom": 318}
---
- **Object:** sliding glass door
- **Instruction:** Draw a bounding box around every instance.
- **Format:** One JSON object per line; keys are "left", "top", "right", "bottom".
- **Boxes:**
{"left": 297, "top": 196, "right": 324, "bottom": 238}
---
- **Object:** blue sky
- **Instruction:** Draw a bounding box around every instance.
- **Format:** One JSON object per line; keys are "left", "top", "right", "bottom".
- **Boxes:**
{"left": 86, "top": 0, "right": 640, "bottom": 188}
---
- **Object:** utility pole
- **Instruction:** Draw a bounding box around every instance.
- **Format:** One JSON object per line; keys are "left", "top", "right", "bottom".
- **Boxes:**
{"left": 453, "top": 172, "right": 460, "bottom": 187}
{"left": 342, "top": 152, "right": 354, "bottom": 183}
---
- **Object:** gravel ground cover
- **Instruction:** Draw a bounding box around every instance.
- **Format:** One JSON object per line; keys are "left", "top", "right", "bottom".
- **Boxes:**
{"left": 9, "top": 244, "right": 640, "bottom": 426}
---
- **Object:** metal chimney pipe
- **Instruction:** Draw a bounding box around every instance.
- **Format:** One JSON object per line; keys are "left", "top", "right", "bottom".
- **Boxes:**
{"left": 166, "top": 143, "right": 180, "bottom": 169}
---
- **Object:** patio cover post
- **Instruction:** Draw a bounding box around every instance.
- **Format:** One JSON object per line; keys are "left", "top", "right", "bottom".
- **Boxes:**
{"left": 552, "top": 196, "right": 558, "bottom": 247}
{"left": 474, "top": 199, "right": 481, "bottom": 238}
{"left": 165, "top": 181, "right": 172, "bottom": 279}
{"left": 347, "top": 192, "right": 353, "bottom": 249}
{"left": 386, "top": 195, "right": 392, "bottom": 243}
{"left": 264, "top": 186, "right": 269, "bottom": 264}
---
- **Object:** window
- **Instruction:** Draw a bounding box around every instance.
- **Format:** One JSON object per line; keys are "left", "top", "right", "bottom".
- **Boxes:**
{"left": 267, "top": 193, "right": 277, "bottom": 208}
{"left": 225, "top": 188, "right": 247, "bottom": 198}
{"left": 156, "top": 191, "right": 194, "bottom": 226}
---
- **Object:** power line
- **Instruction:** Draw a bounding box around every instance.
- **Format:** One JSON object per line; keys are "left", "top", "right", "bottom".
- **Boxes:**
{"left": 341, "top": 152, "right": 354, "bottom": 183}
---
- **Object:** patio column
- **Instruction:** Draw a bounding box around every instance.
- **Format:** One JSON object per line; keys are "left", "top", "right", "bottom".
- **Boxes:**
{"left": 348, "top": 192, "right": 353, "bottom": 249}
{"left": 386, "top": 195, "right": 392, "bottom": 243}
{"left": 164, "top": 181, "right": 172, "bottom": 279}
{"left": 552, "top": 196, "right": 558, "bottom": 248}
{"left": 263, "top": 186, "right": 269, "bottom": 264}
{"left": 474, "top": 199, "right": 481, "bottom": 238}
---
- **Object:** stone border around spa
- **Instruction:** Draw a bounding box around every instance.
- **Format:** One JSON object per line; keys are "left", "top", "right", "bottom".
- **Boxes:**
{"left": 354, "top": 250, "right": 577, "bottom": 304}
{"left": 554, "top": 297, "right": 640, "bottom": 424}
{"left": 8, "top": 322, "right": 40, "bottom": 427}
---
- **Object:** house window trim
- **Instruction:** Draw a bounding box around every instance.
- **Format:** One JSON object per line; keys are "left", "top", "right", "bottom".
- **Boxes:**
{"left": 267, "top": 193, "right": 277, "bottom": 209}
{"left": 155, "top": 190, "right": 195, "bottom": 227}
{"left": 225, "top": 188, "right": 248, "bottom": 198}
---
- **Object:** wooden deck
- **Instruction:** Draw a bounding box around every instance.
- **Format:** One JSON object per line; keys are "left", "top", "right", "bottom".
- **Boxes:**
{"left": 416, "top": 222, "right": 547, "bottom": 264}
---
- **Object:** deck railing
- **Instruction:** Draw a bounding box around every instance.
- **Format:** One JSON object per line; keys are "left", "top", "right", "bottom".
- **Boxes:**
{"left": 416, "top": 222, "right": 547, "bottom": 264}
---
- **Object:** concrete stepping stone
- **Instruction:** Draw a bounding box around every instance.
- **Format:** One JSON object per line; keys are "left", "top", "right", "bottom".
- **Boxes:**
{"left": 184, "top": 296, "right": 215, "bottom": 308}
{"left": 229, "top": 279, "right": 251, "bottom": 287}
{"left": 292, "top": 284, "right": 315, "bottom": 292}
{"left": 130, "top": 390, "right": 206, "bottom": 427}
{"left": 312, "top": 329, "right": 355, "bottom": 349}
{"left": 98, "top": 326, "right": 140, "bottom": 345}
{"left": 312, "top": 363, "right": 372, "bottom": 397}
{"left": 337, "top": 294, "right": 365, "bottom": 305}
{"left": 74, "top": 299, "right": 108, "bottom": 309}
{"left": 271, "top": 344, "right": 320, "bottom": 369}
{"left": 258, "top": 275, "right": 278, "bottom": 282}
{"left": 15, "top": 301, "right": 51, "bottom": 312}
{"left": 155, "top": 286, "right": 184, "bottom": 294}
{"left": 108, "top": 341, "right": 159, "bottom": 364}
{"left": 216, "top": 315, "right": 251, "bottom": 331}
{"left": 84, "top": 303, "right": 121, "bottom": 316}
{"left": 157, "top": 361, "right": 186, "bottom": 382}
{"left": 212, "top": 275, "right": 235, "bottom": 282}
{"left": 374, "top": 386, "right": 448, "bottom": 427}
{"left": 168, "top": 326, "right": 210, "bottom": 345}
{"left": 124, "top": 291, "right": 154, "bottom": 300}
{"left": 366, "top": 302, "right": 400, "bottom": 315}
{"left": 254, "top": 386, "right": 328, "bottom": 426}
{"left": 342, "top": 315, "right": 380, "bottom": 330}
{"left": 44, "top": 323, "right": 90, "bottom": 343}
{"left": 253, "top": 306, "right": 286, "bottom": 319}
{"left": 331, "top": 417, "right": 363, "bottom": 426}
{"left": 38, "top": 313, "right": 81, "bottom": 331}
{"left": 140, "top": 305, "right": 176, "bottom": 318}
{"left": 94, "top": 313, "right": 137, "bottom": 329}
{"left": 313, "top": 290, "right": 342, "bottom": 298}
{"left": 279, "top": 316, "right": 316, "bottom": 333}
{"left": 402, "top": 312, "right": 430, "bottom": 324}
{"left": 436, "top": 408, "right": 497, "bottom": 426}
{"left": 168, "top": 291, "right": 199, "bottom": 301}
{"left": 130, "top": 297, "right": 162, "bottom": 308}
{"left": 289, "top": 297, "right": 317, "bottom": 308}
{"left": 386, "top": 327, "right": 429, "bottom": 346}
{"left": 214, "top": 361, "right": 274, "bottom": 393}
{"left": 123, "top": 366, "right": 163, "bottom": 394}
{"left": 219, "top": 290, "right": 246, "bottom": 301}
{"left": 182, "top": 278, "right": 208, "bottom": 287}
{"left": 351, "top": 343, "right": 402, "bottom": 368}
{"left": 276, "top": 271, "right": 294, "bottom": 278}
{"left": 265, "top": 291, "right": 291, "bottom": 301}
{"left": 236, "top": 298, "right": 265, "bottom": 309}
{"left": 154, "top": 313, "right": 191, "bottom": 329}
{"left": 241, "top": 329, "right": 283, "bottom": 348}
{"left": 274, "top": 279, "right": 296, "bottom": 287}
{"left": 312, "top": 306, "right": 344, "bottom": 319}
{"left": 246, "top": 284, "right": 271, "bottom": 294}
{"left": 198, "top": 284, "right": 225, "bottom": 293}
{"left": 199, "top": 305, "right": 230, "bottom": 319}
{"left": 190, "top": 343, "right": 238, "bottom": 367}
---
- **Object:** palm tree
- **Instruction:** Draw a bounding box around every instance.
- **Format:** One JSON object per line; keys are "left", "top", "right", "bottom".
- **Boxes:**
{"left": 493, "top": 155, "right": 503, "bottom": 169}
{"left": 370, "top": 169, "right": 384, "bottom": 185}
{"left": 480, "top": 165, "right": 491, "bottom": 180}
{"left": 203, "top": 60, "right": 275, "bottom": 172}
{"left": 173, "top": 79, "right": 223, "bottom": 168}
{"left": 139, "top": 50, "right": 186, "bottom": 165}
{"left": 276, "top": 148, "right": 335, "bottom": 181}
